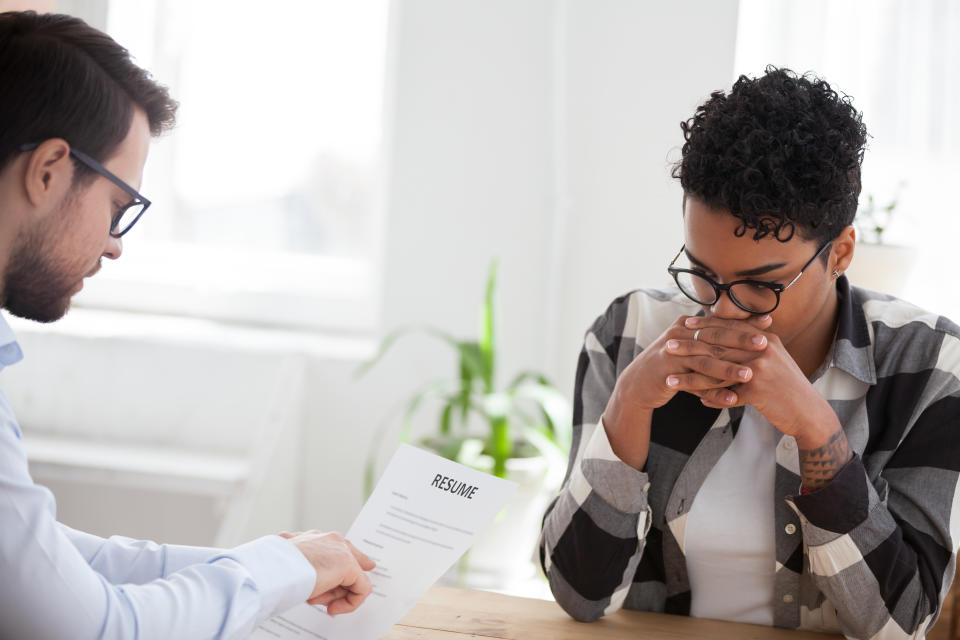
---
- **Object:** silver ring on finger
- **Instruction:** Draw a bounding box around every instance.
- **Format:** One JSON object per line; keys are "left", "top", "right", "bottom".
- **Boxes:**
{"left": 693, "top": 328, "right": 702, "bottom": 341}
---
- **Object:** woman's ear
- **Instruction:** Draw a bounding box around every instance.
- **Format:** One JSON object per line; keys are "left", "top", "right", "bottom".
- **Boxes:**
{"left": 831, "top": 225, "right": 856, "bottom": 277}
{"left": 23, "top": 139, "right": 74, "bottom": 211}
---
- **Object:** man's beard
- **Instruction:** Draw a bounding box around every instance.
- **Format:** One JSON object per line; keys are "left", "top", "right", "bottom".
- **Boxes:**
{"left": 2, "top": 222, "right": 85, "bottom": 324}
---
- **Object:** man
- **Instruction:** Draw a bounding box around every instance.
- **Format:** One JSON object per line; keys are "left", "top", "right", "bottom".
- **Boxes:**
{"left": 0, "top": 11, "right": 374, "bottom": 639}
{"left": 540, "top": 67, "right": 960, "bottom": 639}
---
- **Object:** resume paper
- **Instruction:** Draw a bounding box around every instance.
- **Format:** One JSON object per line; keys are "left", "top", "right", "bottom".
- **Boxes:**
{"left": 252, "top": 444, "right": 517, "bottom": 639}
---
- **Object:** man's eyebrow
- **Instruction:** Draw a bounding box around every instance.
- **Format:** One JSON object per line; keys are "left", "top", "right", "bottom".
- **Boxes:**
{"left": 684, "top": 248, "right": 788, "bottom": 278}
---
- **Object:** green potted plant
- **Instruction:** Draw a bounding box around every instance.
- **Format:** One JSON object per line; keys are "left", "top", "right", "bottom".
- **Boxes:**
{"left": 846, "top": 185, "right": 917, "bottom": 295}
{"left": 357, "top": 260, "right": 570, "bottom": 587}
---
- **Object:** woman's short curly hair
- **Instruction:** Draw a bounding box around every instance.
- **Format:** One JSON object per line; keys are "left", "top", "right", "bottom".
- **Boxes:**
{"left": 672, "top": 66, "right": 868, "bottom": 245}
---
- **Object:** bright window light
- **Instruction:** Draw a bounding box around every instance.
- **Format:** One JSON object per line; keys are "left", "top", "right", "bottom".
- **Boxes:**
{"left": 735, "top": 0, "right": 960, "bottom": 318}
{"left": 74, "top": 0, "right": 390, "bottom": 331}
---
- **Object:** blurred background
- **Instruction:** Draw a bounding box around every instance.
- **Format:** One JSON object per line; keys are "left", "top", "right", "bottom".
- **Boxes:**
{"left": 0, "top": 0, "right": 957, "bottom": 597}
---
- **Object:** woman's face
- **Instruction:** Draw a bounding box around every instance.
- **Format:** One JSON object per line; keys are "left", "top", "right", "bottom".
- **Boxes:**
{"left": 681, "top": 197, "right": 849, "bottom": 347}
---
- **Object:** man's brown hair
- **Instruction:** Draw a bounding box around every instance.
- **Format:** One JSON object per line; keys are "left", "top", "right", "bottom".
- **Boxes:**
{"left": 0, "top": 11, "right": 177, "bottom": 182}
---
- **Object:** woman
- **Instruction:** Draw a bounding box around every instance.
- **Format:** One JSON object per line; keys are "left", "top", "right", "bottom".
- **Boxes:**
{"left": 539, "top": 67, "right": 960, "bottom": 639}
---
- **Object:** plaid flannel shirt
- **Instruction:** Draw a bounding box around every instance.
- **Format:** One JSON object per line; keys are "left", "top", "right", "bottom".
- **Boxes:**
{"left": 539, "top": 277, "right": 960, "bottom": 639}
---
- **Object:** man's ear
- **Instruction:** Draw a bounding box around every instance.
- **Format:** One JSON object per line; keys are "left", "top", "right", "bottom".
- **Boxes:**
{"left": 23, "top": 139, "right": 74, "bottom": 210}
{"left": 831, "top": 225, "right": 856, "bottom": 276}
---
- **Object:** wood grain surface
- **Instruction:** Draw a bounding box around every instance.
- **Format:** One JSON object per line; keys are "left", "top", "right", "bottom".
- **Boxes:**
{"left": 385, "top": 587, "right": 841, "bottom": 639}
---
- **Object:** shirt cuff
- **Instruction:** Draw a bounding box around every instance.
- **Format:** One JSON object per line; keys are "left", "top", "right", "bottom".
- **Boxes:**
{"left": 160, "top": 542, "right": 221, "bottom": 576}
{"left": 215, "top": 535, "right": 315, "bottom": 620}
{"left": 572, "top": 417, "right": 650, "bottom": 514}
{"left": 787, "top": 453, "right": 870, "bottom": 535}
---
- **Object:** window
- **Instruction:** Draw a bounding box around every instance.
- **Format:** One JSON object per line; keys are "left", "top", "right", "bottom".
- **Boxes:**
{"left": 735, "top": 0, "right": 960, "bottom": 318}
{"left": 74, "top": 0, "right": 391, "bottom": 331}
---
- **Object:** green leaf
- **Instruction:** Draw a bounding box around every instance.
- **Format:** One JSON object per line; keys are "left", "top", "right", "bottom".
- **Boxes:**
{"left": 517, "top": 423, "right": 569, "bottom": 488}
{"left": 419, "top": 435, "right": 486, "bottom": 468}
{"left": 355, "top": 325, "right": 467, "bottom": 379}
{"left": 357, "top": 259, "right": 574, "bottom": 490}
{"left": 506, "top": 402, "right": 539, "bottom": 429}
{"left": 507, "top": 370, "right": 551, "bottom": 391}
{"left": 478, "top": 259, "right": 498, "bottom": 392}
{"left": 513, "top": 383, "right": 572, "bottom": 452}
{"left": 399, "top": 379, "right": 453, "bottom": 444}
{"left": 458, "top": 341, "right": 484, "bottom": 421}
{"left": 364, "top": 379, "right": 453, "bottom": 497}
{"left": 430, "top": 435, "right": 469, "bottom": 461}
{"left": 354, "top": 326, "right": 420, "bottom": 378}
{"left": 439, "top": 401, "right": 454, "bottom": 435}
{"left": 456, "top": 341, "right": 485, "bottom": 383}
{"left": 518, "top": 423, "right": 567, "bottom": 464}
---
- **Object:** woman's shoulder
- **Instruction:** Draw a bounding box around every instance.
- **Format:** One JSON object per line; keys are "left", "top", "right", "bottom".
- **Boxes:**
{"left": 852, "top": 285, "right": 960, "bottom": 338}
{"left": 587, "top": 286, "right": 699, "bottom": 350}
{"left": 851, "top": 284, "right": 960, "bottom": 374}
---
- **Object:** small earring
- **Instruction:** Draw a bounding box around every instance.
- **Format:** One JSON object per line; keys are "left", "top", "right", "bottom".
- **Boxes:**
{"left": 832, "top": 269, "right": 841, "bottom": 279}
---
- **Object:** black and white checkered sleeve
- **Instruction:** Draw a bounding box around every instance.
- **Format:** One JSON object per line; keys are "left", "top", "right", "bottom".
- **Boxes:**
{"left": 789, "top": 314, "right": 960, "bottom": 639}
{"left": 538, "top": 297, "right": 652, "bottom": 622}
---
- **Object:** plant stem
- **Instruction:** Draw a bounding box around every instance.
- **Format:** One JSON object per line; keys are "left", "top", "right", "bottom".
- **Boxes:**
{"left": 490, "top": 416, "right": 510, "bottom": 478}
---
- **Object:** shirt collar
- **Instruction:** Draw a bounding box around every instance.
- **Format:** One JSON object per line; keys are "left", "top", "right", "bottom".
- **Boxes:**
{"left": 0, "top": 313, "right": 24, "bottom": 371}
{"left": 830, "top": 275, "right": 877, "bottom": 385}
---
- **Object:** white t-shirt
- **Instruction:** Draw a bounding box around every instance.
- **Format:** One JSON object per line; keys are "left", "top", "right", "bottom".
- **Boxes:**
{"left": 684, "top": 405, "right": 777, "bottom": 625}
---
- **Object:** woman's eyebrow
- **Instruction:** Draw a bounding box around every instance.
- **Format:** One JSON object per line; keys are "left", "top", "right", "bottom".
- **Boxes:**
{"left": 684, "top": 247, "right": 788, "bottom": 277}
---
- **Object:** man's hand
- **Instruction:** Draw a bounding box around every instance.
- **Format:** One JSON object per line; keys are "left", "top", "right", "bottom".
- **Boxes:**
{"left": 285, "top": 530, "right": 376, "bottom": 615}
{"left": 674, "top": 316, "right": 853, "bottom": 490}
{"left": 603, "top": 313, "right": 771, "bottom": 469}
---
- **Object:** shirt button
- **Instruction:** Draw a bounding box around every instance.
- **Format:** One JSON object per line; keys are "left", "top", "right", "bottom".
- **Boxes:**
{"left": 782, "top": 439, "right": 795, "bottom": 450}
{"left": 785, "top": 524, "right": 797, "bottom": 535}
{"left": 783, "top": 594, "right": 794, "bottom": 604}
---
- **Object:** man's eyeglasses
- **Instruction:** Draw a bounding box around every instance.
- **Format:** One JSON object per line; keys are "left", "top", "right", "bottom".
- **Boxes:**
{"left": 667, "top": 241, "right": 833, "bottom": 315}
{"left": 19, "top": 142, "right": 150, "bottom": 238}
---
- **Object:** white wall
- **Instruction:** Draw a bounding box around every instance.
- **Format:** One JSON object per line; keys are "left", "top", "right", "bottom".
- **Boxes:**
{"left": 301, "top": 0, "right": 560, "bottom": 534}
{"left": 303, "top": 0, "right": 740, "bottom": 530}
{"left": 553, "top": 0, "right": 739, "bottom": 393}
{"left": 3, "top": 1, "right": 741, "bottom": 539}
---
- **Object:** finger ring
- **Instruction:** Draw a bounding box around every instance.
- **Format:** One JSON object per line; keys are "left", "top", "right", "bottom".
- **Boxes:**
{"left": 693, "top": 329, "right": 702, "bottom": 341}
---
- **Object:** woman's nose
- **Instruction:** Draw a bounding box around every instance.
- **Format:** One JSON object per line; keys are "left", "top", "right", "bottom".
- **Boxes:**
{"left": 710, "top": 289, "right": 752, "bottom": 319}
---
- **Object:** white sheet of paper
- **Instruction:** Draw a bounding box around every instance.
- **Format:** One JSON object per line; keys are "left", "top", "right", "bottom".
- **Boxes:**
{"left": 252, "top": 444, "right": 517, "bottom": 640}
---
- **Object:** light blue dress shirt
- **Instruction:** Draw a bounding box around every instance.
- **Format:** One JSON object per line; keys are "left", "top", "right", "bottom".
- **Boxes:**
{"left": 0, "top": 314, "right": 315, "bottom": 639}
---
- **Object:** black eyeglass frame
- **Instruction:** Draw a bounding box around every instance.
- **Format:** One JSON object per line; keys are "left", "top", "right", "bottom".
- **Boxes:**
{"left": 19, "top": 142, "right": 151, "bottom": 238}
{"left": 667, "top": 240, "right": 834, "bottom": 315}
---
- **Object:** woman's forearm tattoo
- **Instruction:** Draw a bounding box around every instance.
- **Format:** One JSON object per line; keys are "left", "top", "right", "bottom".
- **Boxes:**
{"left": 798, "top": 429, "right": 853, "bottom": 491}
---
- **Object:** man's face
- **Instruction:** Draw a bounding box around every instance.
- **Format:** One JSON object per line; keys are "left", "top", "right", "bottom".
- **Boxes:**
{"left": 4, "top": 110, "right": 150, "bottom": 322}
{"left": 682, "top": 197, "right": 834, "bottom": 347}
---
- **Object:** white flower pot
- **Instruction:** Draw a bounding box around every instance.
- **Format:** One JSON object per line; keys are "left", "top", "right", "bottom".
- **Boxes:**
{"left": 844, "top": 243, "right": 918, "bottom": 296}
{"left": 441, "top": 454, "right": 553, "bottom": 590}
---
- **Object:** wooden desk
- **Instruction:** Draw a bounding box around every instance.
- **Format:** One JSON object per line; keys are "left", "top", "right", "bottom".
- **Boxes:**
{"left": 387, "top": 587, "right": 840, "bottom": 639}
